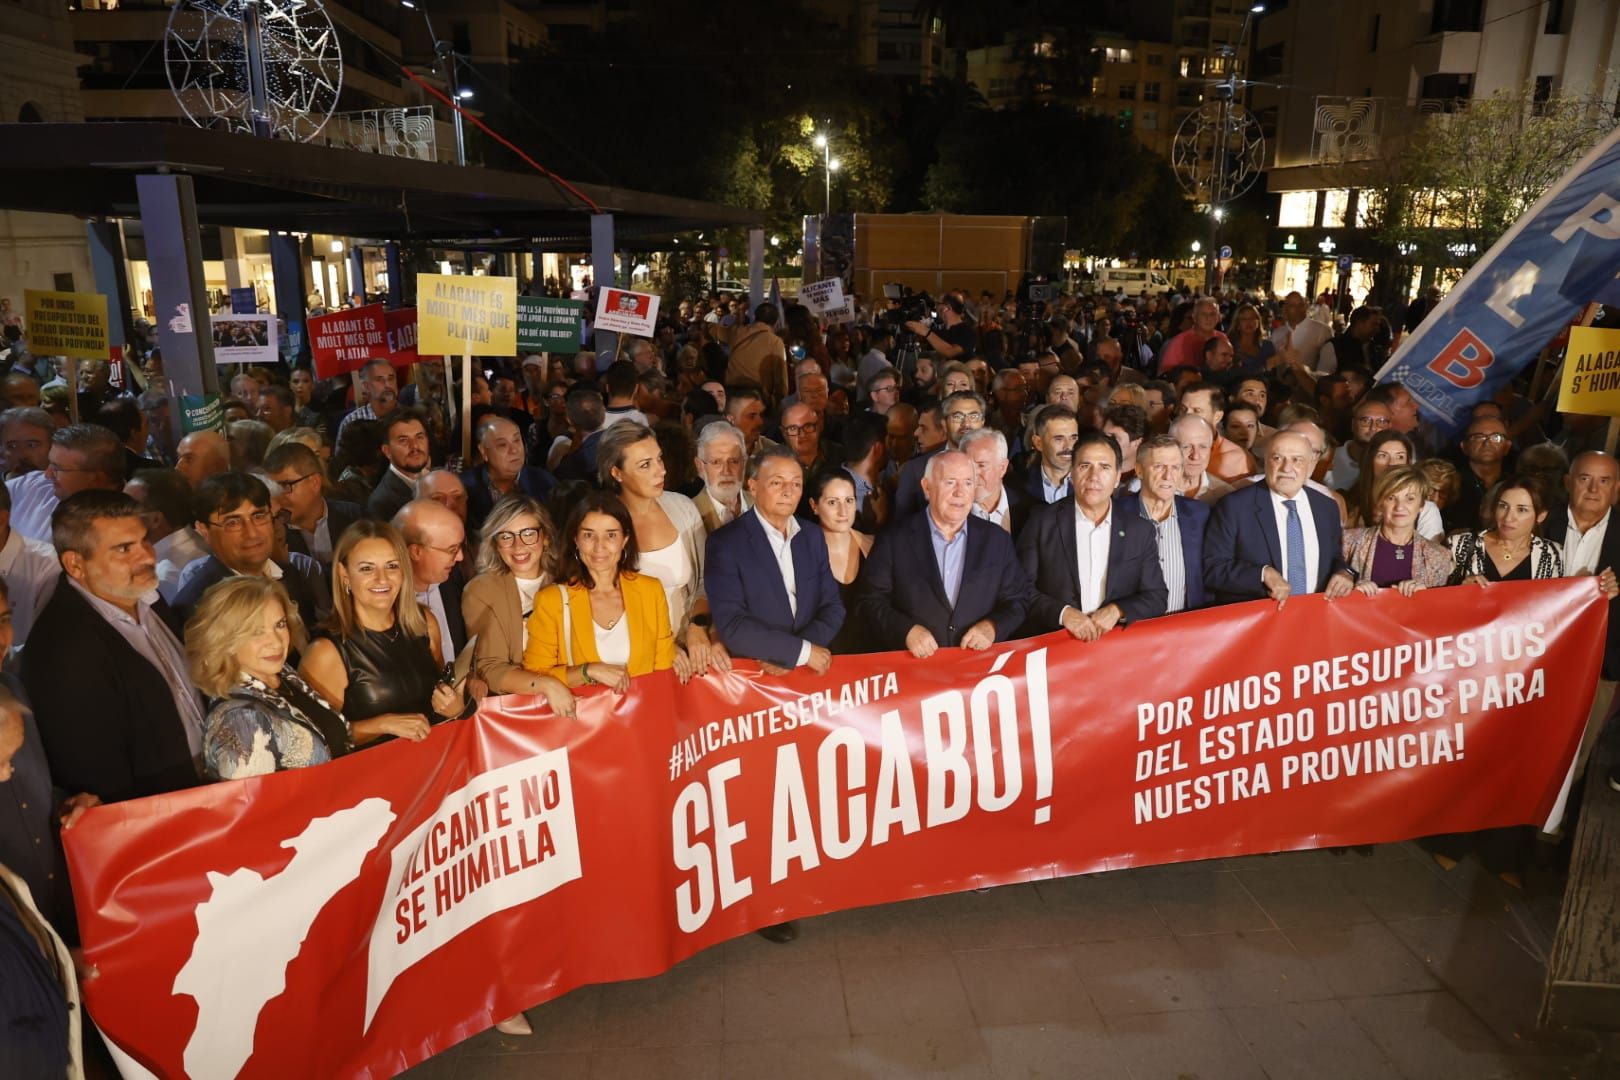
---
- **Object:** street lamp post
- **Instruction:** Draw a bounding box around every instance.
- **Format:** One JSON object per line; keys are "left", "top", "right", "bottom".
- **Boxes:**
{"left": 402, "top": 0, "right": 467, "bottom": 166}
{"left": 814, "top": 132, "right": 840, "bottom": 218}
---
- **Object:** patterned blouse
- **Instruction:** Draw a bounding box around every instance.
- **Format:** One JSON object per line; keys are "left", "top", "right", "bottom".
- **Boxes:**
{"left": 202, "top": 668, "right": 351, "bottom": 781}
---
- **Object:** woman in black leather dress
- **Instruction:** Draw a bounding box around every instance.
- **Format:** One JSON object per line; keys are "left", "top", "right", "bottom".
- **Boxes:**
{"left": 298, "top": 520, "right": 466, "bottom": 746}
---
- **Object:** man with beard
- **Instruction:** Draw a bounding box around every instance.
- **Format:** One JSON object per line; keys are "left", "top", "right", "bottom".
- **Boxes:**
{"left": 893, "top": 391, "right": 986, "bottom": 520}
{"left": 368, "top": 409, "right": 432, "bottom": 521}
{"left": 691, "top": 421, "right": 750, "bottom": 533}
{"left": 336, "top": 359, "right": 399, "bottom": 440}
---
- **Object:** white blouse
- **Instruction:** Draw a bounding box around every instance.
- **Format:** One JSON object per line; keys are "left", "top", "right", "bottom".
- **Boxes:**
{"left": 593, "top": 616, "right": 631, "bottom": 666}
{"left": 636, "top": 539, "right": 692, "bottom": 635}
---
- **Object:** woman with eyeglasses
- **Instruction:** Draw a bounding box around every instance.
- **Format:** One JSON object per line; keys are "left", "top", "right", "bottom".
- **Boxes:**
{"left": 298, "top": 520, "right": 470, "bottom": 748}
{"left": 522, "top": 492, "right": 674, "bottom": 693}
{"left": 461, "top": 494, "right": 575, "bottom": 717}
{"left": 596, "top": 422, "right": 725, "bottom": 683}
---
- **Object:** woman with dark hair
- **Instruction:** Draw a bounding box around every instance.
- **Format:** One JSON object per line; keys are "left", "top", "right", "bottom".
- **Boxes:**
{"left": 1344, "top": 429, "right": 1443, "bottom": 539}
{"left": 809, "top": 468, "right": 874, "bottom": 654}
{"left": 1448, "top": 476, "right": 1565, "bottom": 584}
{"left": 521, "top": 492, "right": 674, "bottom": 692}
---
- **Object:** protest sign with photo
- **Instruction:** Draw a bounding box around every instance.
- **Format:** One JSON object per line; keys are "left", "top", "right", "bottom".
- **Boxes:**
{"left": 417, "top": 274, "right": 518, "bottom": 356}
{"left": 210, "top": 314, "right": 278, "bottom": 363}
{"left": 64, "top": 580, "right": 1605, "bottom": 1078}
{"left": 24, "top": 288, "right": 109, "bottom": 359}
{"left": 593, "top": 287, "right": 660, "bottom": 336}
{"left": 517, "top": 295, "right": 585, "bottom": 354}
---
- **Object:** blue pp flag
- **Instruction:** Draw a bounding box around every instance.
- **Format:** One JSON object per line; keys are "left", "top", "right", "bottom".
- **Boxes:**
{"left": 1376, "top": 124, "right": 1620, "bottom": 430}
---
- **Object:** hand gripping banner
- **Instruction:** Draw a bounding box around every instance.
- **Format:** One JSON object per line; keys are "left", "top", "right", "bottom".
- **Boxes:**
{"left": 63, "top": 580, "right": 1607, "bottom": 1078}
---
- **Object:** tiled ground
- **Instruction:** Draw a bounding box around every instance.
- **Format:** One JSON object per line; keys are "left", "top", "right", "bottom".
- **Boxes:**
{"left": 402, "top": 841, "right": 1619, "bottom": 1079}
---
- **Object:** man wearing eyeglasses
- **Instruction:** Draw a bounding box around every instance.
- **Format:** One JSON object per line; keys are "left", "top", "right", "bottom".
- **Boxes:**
{"left": 394, "top": 499, "right": 471, "bottom": 670}
{"left": 8, "top": 423, "right": 126, "bottom": 544}
{"left": 892, "top": 390, "right": 988, "bottom": 521}
{"left": 1327, "top": 398, "right": 1394, "bottom": 491}
{"left": 262, "top": 442, "right": 363, "bottom": 567}
{"left": 171, "top": 472, "right": 327, "bottom": 630}
{"left": 779, "top": 402, "right": 840, "bottom": 478}
{"left": 1443, "top": 414, "right": 1513, "bottom": 533}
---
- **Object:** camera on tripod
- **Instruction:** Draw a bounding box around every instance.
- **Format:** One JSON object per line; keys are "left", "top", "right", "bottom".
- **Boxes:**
{"left": 880, "top": 282, "right": 937, "bottom": 378}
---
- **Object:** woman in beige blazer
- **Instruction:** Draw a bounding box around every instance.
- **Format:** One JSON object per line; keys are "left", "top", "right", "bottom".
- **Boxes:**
{"left": 460, "top": 494, "right": 575, "bottom": 717}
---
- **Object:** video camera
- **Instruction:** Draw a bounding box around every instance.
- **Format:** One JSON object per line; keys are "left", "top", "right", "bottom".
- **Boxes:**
{"left": 880, "top": 283, "right": 937, "bottom": 378}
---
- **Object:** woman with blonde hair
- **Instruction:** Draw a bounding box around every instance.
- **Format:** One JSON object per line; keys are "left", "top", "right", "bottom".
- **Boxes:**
{"left": 1341, "top": 466, "right": 1452, "bottom": 596}
{"left": 1228, "top": 302, "right": 1276, "bottom": 372}
{"left": 461, "top": 494, "right": 575, "bottom": 715}
{"left": 187, "top": 576, "right": 349, "bottom": 780}
{"left": 299, "top": 520, "right": 468, "bottom": 747}
{"left": 522, "top": 492, "right": 673, "bottom": 692}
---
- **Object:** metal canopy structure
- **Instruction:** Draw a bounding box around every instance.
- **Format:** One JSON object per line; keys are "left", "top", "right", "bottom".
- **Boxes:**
{"left": 0, "top": 122, "right": 765, "bottom": 248}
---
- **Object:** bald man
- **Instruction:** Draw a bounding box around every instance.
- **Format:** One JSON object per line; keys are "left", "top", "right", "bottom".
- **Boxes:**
{"left": 394, "top": 499, "right": 470, "bottom": 660}
{"left": 174, "top": 429, "right": 230, "bottom": 488}
{"left": 461, "top": 415, "right": 555, "bottom": 535}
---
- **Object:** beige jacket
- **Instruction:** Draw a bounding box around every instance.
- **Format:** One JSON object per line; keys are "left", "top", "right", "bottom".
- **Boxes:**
{"left": 722, "top": 323, "right": 788, "bottom": 408}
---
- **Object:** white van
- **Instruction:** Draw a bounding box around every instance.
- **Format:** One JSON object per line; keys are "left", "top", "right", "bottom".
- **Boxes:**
{"left": 1094, "top": 268, "right": 1170, "bottom": 297}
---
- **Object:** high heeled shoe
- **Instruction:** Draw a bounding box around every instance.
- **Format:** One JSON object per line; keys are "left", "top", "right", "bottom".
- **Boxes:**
{"left": 495, "top": 1012, "right": 533, "bottom": 1036}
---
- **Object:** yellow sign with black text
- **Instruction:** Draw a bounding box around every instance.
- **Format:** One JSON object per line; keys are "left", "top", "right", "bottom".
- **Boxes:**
{"left": 1559, "top": 325, "right": 1620, "bottom": 416}
{"left": 416, "top": 274, "right": 518, "bottom": 356}
{"left": 23, "top": 289, "right": 109, "bottom": 360}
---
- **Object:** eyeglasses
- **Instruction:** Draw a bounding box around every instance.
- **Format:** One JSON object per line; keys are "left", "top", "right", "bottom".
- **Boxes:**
{"left": 1353, "top": 416, "right": 1392, "bottom": 429}
{"left": 276, "top": 472, "right": 320, "bottom": 489}
{"left": 781, "top": 422, "right": 821, "bottom": 437}
{"left": 947, "top": 411, "right": 985, "bottom": 424}
{"left": 494, "top": 528, "right": 542, "bottom": 547}
{"left": 871, "top": 384, "right": 898, "bottom": 395}
{"left": 1465, "top": 432, "right": 1508, "bottom": 445}
{"left": 209, "top": 510, "right": 273, "bottom": 532}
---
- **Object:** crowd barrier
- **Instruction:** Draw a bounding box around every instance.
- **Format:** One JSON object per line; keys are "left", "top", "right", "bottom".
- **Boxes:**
{"left": 63, "top": 578, "right": 1606, "bottom": 1078}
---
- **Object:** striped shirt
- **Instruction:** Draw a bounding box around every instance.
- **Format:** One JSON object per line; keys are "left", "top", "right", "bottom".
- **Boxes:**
{"left": 1138, "top": 498, "right": 1187, "bottom": 613}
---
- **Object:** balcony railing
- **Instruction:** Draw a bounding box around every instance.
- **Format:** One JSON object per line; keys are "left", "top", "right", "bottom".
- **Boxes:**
{"left": 321, "top": 106, "right": 437, "bottom": 162}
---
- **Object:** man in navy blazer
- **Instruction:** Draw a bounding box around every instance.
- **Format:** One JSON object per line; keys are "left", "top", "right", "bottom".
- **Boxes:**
{"left": 856, "top": 449, "right": 1033, "bottom": 656}
{"left": 1114, "top": 435, "right": 1208, "bottom": 612}
{"left": 1204, "top": 430, "right": 1355, "bottom": 606}
{"left": 705, "top": 446, "right": 844, "bottom": 673}
{"left": 1017, "top": 431, "right": 1167, "bottom": 641}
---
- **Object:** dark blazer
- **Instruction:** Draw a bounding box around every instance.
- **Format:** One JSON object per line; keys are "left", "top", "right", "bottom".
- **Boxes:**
{"left": 1544, "top": 509, "right": 1620, "bottom": 680}
{"left": 705, "top": 511, "right": 845, "bottom": 669}
{"left": 1204, "top": 483, "right": 1349, "bottom": 604}
{"left": 1016, "top": 498, "right": 1168, "bottom": 634}
{"left": 1114, "top": 491, "right": 1209, "bottom": 611}
{"left": 1014, "top": 462, "right": 1068, "bottom": 507}
{"left": 432, "top": 573, "right": 469, "bottom": 656}
{"left": 367, "top": 468, "right": 416, "bottom": 521}
{"left": 21, "top": 583, "right": 200, "bottom": 803}
{"left": 893, "top": 448, "right": 940, "bottom": 520}
{"left": 460, "top": 465, "right": 557, "bottom": 536}
{"left": 172, "top": 552, "right": 329, "bottom": 630}
{"left": 856, "top": 512, "right": 1033, "bottom": 650}
{"left": 284, "top": 498, "right": 366, "bottom": 562}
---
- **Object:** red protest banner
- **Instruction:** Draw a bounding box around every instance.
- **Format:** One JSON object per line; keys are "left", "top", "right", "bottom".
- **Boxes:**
{"left": 309, "top": 306, "right": 426, "bottom": 378}
{"left": 63, "top": 580, "right": 1605, "bottom": 1078}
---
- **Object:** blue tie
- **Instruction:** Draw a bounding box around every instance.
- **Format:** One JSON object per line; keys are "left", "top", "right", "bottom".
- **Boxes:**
{"left": 1284, "top": 499, "right": 1308, "bottom": 594}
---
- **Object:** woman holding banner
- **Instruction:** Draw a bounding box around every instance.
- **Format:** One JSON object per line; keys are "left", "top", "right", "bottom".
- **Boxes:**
{"left": 598, "top": 422, "right": 724, "bottom": 683}
{"left": 188, "top": 577, "right": 351, "bottom": 780}
{"left": 521, "top": 492, "right": 674, "bottom": 691}
{"left": 461, "top": 494, "right": 575, "bottom": 716}
{"left": 1341, "top": 466, "right": 1452, "bottom": 596}
{"left": 298, "top": 521, "right": 469, "bottom": 747}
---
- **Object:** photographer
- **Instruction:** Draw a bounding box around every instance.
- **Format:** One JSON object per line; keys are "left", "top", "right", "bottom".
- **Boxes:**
{"left": 905, "top": 293, "right": 976, "bottom": 362}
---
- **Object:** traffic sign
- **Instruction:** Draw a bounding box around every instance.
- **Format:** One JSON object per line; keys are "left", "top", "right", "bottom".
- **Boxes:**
{"left": 1218, "top": 245, "right": 1232, "bottom": 260}
{"left": 1337, "top": 254, "right": 1353, "bottom": 272}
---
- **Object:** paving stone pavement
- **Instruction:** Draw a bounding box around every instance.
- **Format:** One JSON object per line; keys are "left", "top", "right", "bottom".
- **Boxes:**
{"left": 401, "top": 840, "right": 1620, "bottom": 1079}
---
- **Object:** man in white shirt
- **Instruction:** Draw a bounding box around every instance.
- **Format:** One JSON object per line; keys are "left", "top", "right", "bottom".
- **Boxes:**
{"left": 127, "top": 467, "right": 209, "bottom": 603}
{"left": 0, "top": 480, "right": 58, "bottom": 644}
{"left": 1169, "top": 415, "right": 1234, "bottom": 505}
{"left": 395, "top": 500, "right": 473, "bottom": 687}
{"left": 8, "top": 423, "right": 126, "bottom": 543}
{"left": 1269, "top": 292, "right": 1335, "bottom": 375}
{"left": 962, "top": 428, "right": 1030, "bottom": 537}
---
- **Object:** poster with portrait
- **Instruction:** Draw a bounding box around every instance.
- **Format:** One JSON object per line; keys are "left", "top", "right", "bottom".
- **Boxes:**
{"left": 210, "top": 313, "right": 278, "bottom": 363}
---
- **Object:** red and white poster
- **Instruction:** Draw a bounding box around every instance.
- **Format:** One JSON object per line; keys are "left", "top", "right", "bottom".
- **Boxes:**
{"left": 309, "top": 306, "right": 429, "bottom": 378}
{"left": 593, "top": 287, "right": 660, "bottom": 336}
{"left": 63, "top": 581, "right": 1606, "bottom": 1078}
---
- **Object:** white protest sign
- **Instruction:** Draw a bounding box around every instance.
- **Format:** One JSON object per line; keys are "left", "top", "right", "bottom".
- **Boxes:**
{"left": 594, "top": 287, "right": 660, "bottom": 336}
{"left": 800, "top": 278, "right": 847, "bottom": 316}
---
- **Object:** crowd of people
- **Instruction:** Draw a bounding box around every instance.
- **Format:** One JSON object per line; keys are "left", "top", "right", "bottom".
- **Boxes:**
{"left": 1, "top": 278, "right": 1618, "bottom": 1068}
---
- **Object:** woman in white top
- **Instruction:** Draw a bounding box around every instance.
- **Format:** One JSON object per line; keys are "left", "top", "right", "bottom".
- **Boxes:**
{"left": 597, "top": 421, "right": 729, "bottom": 682}
{"left": 459, "top": 494, "right": 575, "bottom": 717}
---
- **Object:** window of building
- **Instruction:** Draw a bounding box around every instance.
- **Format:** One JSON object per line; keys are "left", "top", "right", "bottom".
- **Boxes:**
{"left": 1420, "top": 72, "right": 1474, "bottom": 105}
{"left": 1141, "top": 110, "right": 1157, "bottom": 130}
{"left": 1179, "top": 57, "right": 1192, "bottom": 77}
{"left": 1321, "top": 189, "right": 1352, "bottom": 228}
{"left": 1545, "top": 0, "right": 1572, "bottom": 34}
{"left": 1119, "top": 48, "right": 1134, "bottom": 63}
{"left": 1118, "top": 82, "right": 1136, "bottom": 100}
{"left": 1430, "top": 0, "right": 1483, "bottom": 33}
{"left": 1092, "top": 76, "right": 1106, "bottom": 95}
{"left": 1033, "top": 40, "right": 1053, "bottom": 57}
{"left": 1143, "top": 82, "right": 1161, "bottom": 102}
{"left": 1368, "top": 13, "right": 1380, "bottom": 51}
{"left": 1533, "top": 75, "right": 1555, "bottom": 115}
{"left": 1147, "top": 53, "right": 1163, "bottom": 66}
{"left": 1118, "top": 109, "right": 1134, "bottom": 129}
{"left": 1278, "top": 190, "right": 1320, "bottom": 228}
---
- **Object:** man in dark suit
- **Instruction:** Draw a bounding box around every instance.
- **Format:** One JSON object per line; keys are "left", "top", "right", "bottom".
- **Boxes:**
{"left": 961, "top": 427, "right": 1035, "bottom": 538}
{"left": 1114, "top": 435, "right": 1209, "bottom": 613}
{"left": 367, "top": 409, "right": 431, "bottom": 521}
{"left": 1013, "top": 404, "right": 1079, "bottom": 506}
{"left": 1543, "top": 451, "right": 1620, "bottom": 798}
{"left": 171, "top": 472, "right": 328, "bottom": 629}
{"left": 461, "top": 415, "right": 555, "bottom": 536}
{"left": 22, "top": 490, "right": 205, "bottom": 802}
{"left": 857, "top": 449, "right": 1032, "bottom": 657}
{"left": 263, "top": 441, "right": 364, "bottom": 566}
{"left": 1204, "top": 430, "right": 1355, "bottom": 606}
{"left": 394, "top": 499, "right": 470, "bottom": 661}
{"left": 1017, "top": 430, "right": 1167, "bottom": 641}
{"left": 893, "top": 391, "right": 988, "bottom": 520}
{"left": 705, "top": 446, "right": 844, "bottom": 674}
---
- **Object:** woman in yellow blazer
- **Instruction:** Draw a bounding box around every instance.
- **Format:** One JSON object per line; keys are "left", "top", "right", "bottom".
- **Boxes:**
{"left": 522, "top": 492, "right": 675, "bottom": 691}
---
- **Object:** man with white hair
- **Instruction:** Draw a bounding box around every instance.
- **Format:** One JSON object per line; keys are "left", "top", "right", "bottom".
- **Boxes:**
{"left": 414, "top": 469, "right": 469, "bottom": 527}
{"left": 961, "top": 428, "right": 1033, "bottom": 536}
{"left": 1270, "top": 291, "right": 1334, "bottom": 375}
{"left": 1169, "top": 414, "right": 1233, "bottom": 505}
{"left": 691, "top": 421, "right": 751, "bottom": 533}
{"left": 1204, "top": 429, "right": 1355, "bottom": 607}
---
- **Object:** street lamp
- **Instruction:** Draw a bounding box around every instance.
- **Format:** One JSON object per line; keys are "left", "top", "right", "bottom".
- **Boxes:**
{"left": 402, "top": 0, "right": 466, "bottom": 166}
{"left": 814, "top": 131, "right": 838, "bottom": 217}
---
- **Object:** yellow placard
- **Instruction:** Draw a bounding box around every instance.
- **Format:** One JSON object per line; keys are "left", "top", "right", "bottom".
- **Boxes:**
{"left": 23, "top": 289, "right": 109, "bottom": 360}
{"left": 415, "top": 274, "right": 518, "bottom": 356}
{"left": 1558, "top": 325, "right": 1620, "bottom": 417}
